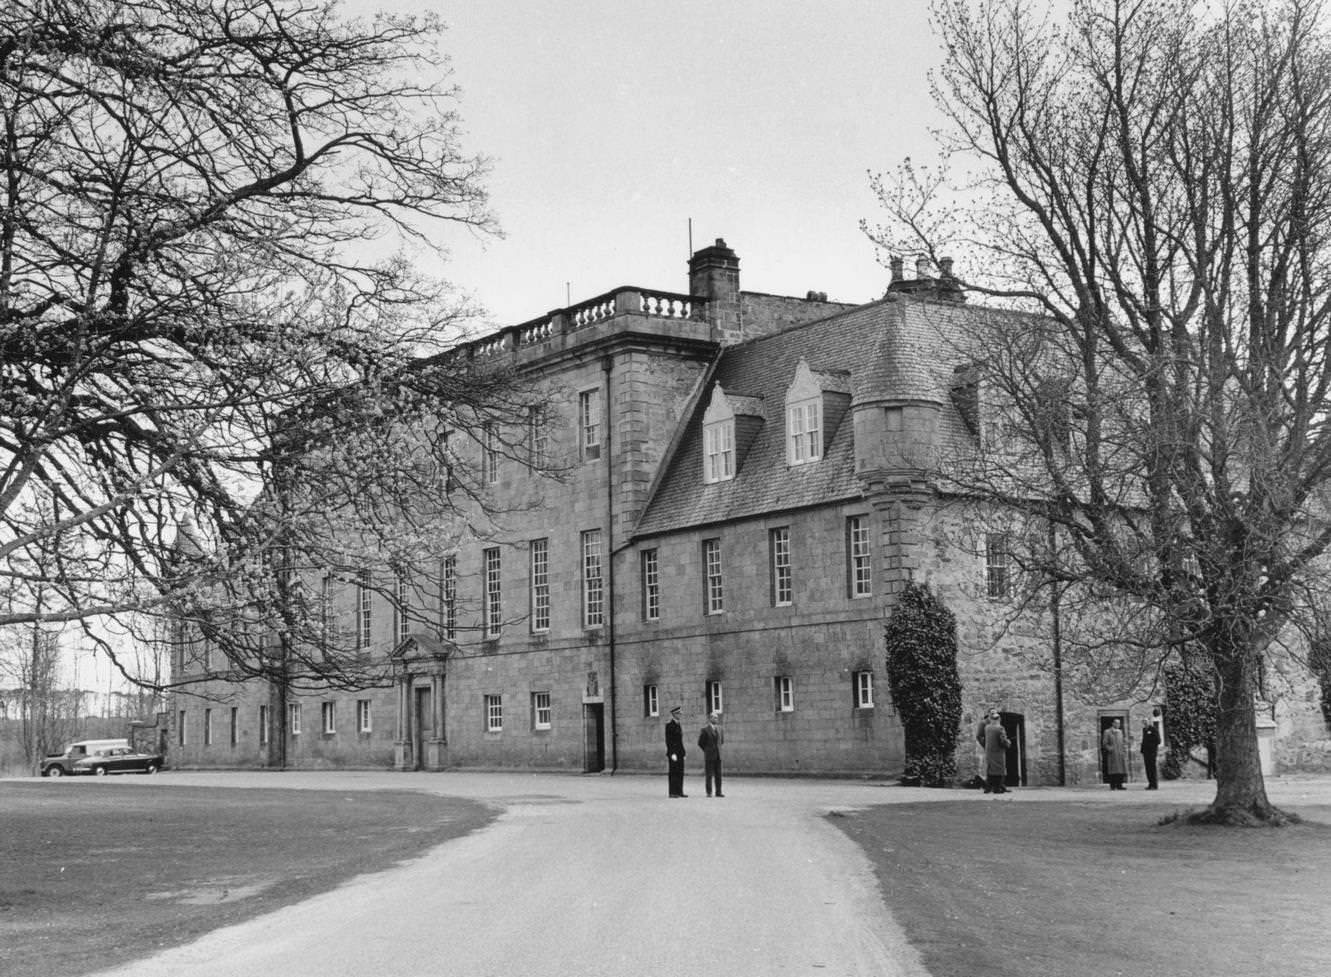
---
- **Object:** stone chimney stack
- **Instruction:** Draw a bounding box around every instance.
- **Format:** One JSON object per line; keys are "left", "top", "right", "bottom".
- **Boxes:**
{"left": 890, "top": 256, "right": 904, "bottom": 283}
{"left": 689, "top": 238, "right": 741, "bottom": 345}
{"left": 915, "top": 256, "right": 931, "bottom": 279}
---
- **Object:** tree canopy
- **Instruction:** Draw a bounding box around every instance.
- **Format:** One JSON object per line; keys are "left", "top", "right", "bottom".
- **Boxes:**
{"left": 868, "top": 0, "right": 1331, "bottom": 822}
{"left": 0, "top": 0, "right": 531, "bottom": 689}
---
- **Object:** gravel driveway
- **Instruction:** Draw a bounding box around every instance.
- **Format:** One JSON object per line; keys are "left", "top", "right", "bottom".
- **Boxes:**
{"left": 87, "top": 771, "right": 929, "bottom": 977}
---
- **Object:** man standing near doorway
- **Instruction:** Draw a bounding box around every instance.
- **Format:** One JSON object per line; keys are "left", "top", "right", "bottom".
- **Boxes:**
{"left": 1140, "top": 716, "right": 1161, "bottom": 790}
{"left": 982, "top": 711, "right": 1010, "bottom": 794}
{"left": 1102, "top": 718, "right": 1128, "bottom": 790}
{"left": 698, "top": 711, "right": 724, "bottom": 797}
{"left": 665, "top": 706, "right": 687, "bottom": 798}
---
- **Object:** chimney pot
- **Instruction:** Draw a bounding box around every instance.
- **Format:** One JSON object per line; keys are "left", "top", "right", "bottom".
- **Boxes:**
{"left": 916, "top": 256, "right": 931, "bottom": 278}
{"left": 939, "top": 257, "right": 954, "bottom": 277}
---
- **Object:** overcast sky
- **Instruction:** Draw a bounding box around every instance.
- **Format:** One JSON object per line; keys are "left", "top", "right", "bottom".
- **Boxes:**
{"left": 345, "top": 0, "right": 949, "bottom": 327}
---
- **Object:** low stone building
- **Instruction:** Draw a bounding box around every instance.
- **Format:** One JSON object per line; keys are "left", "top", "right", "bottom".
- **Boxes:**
{"left": 168, "top": 240, "right": 1328, "bottom": 784}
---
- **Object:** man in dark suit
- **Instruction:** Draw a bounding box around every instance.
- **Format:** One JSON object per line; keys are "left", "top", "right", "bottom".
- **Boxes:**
{"left": 698, "top": 711, "right": 724, "bottom": 797}
{"left": 1141, "top": 716, "right": 1161, "bottom": 789}
{"left": 665, "top": 705, "right": 687, "bottom": 797}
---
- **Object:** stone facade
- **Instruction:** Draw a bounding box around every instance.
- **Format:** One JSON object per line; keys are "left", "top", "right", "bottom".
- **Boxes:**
{"left": 168, "top": 239, "right": 1330, "bottom": 782}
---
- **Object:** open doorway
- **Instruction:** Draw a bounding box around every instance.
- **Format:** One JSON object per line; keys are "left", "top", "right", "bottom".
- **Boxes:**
{"left": 412, "top": 685, "right": 433, "bottom": 771}
{"left": 999, "top": 712, "right": 1026, "bottom": 787}
{"left": 583, "top": 703, "right": 605, "bottom": 773}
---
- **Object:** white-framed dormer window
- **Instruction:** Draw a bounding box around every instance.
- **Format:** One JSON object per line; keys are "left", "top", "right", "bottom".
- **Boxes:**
{"left": 704, "top": 421, "right": 734, "bottom": 482}
{"left": 702, "top": 386, "right": 737, "bottom": 483}
{"left": 785, "top": 359, "right": 824, "bottom": 466}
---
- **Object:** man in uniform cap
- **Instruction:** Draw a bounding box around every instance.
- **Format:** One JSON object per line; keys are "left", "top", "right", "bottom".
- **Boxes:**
{"left": 665, "top": 705, "right": 687, "bottom": 797}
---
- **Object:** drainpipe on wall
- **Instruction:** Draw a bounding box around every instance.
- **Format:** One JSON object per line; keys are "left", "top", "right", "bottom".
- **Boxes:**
{"left": 1049, "top": 523, "right": 1066, "bottom": 786}
{"left": 602, "top": 355, "right": 618, "bottom": 773}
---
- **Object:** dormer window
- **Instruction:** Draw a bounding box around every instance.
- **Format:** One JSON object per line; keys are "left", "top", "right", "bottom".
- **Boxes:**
{"left": 702, "top": 385, "right": 737, "bottom": 484}
{"left": 705, "top": 421, "right": 734, "bottom": 482}
{"left": 785, "top": 360, "right": 826, "bottom": 466}
{"left": 787, "top": 399, "right": 822, "bottom": 464}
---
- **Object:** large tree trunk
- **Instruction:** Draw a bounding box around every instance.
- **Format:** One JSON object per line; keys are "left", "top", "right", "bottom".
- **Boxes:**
{"left": 1200, "top": 638, "right": 1289, "bottom": 825}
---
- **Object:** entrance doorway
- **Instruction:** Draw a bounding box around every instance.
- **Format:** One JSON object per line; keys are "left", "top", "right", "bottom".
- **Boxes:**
{"left": 998, "top": 712, "right": 1026, "bottom": 787}
{"left": 413, "top": 686, "right": 433, "bottom": 771}
{"left": 583, "top": 703, "right": 605, "bottom": 773}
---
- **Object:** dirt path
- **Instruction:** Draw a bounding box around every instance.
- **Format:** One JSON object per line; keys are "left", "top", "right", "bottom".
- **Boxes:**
{"left": 86, "top": 772, "right": 928, "bottom": 977}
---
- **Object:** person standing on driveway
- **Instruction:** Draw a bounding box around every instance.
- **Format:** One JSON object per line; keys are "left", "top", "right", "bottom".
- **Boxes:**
{"left": 1102, "top": 718, "right": 1128, "bottom": 790}
{"left": 982, "top": 711, "right": 1010, "bottom": 794}
{"left": 698, "top": 711, "right": 724, "bottom": 797}
{"left": 666, "top": 705, "right": 687, "bottom": 797}
{"left": 1140, "top": 716, "right": 1161, "bottom": 790}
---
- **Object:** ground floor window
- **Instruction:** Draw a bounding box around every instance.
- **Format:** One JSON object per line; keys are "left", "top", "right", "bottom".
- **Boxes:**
{"left": 178, "top": 710, "right": 187, "bottom": 746}
{"left": 322, "top": 701, "right": 336, "bottom": 735}
{"left": 357, "top": 699, "right": 372, "bottom": 733}
{"left": 485, "top": 694, "right": 503, "bottom": 732}
{"left": 229, "top": 707, "right": 239, "bottom": 746}
{"left": 643, "top": 684, "right": 659, "bottom": 717}
{"left": 532, "top": 691, "right": 551, "bottom": 730}
{"left": 774, "top": 676, "right": 794, "bottom": 713}
{"left": 288, "top": 702, "right": 302, "bottom": 735}
{"left": 259, "top": 705, "right": 269, "bottom": 745}
{"left": 706, "top": 680, "right": 724, "bottom": 715}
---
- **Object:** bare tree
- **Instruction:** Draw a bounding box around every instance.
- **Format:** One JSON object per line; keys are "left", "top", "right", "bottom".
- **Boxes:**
{"left": 0, "top": 618, "right": 81, "bottom": 771}
{"left": 868, "top": 0, "right": 1331, "bottom": 823}
{"left": 1, "top": 1, "right": 539, "bottom": 689}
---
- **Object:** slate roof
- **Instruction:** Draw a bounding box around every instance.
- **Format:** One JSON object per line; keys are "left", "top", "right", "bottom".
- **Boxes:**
{"left": 632, "top": 294, "right": 971, "bottom": 538}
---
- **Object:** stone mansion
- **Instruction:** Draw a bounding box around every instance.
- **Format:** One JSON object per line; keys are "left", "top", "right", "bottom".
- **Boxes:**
{"left": 168, "top": 240, "right": 1329, "bottom": 784}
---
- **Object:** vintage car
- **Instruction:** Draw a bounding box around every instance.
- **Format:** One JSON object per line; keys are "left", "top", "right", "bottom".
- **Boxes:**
{"left": 71, "top": 746, "right": 165, "bottom": 776}
{"left": 41, "top": 739, "right": 132, "bottom": 777}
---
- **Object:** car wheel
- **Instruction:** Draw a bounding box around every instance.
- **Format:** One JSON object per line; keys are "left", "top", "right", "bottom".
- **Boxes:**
{"left": 145, "top": 763, "right": 159, "bottom": 775}
{"left": 47, "top": 766, "right": 65, "bottom": 778}
{"left": 93, "top": 766, "right": 107, "bottom": 776}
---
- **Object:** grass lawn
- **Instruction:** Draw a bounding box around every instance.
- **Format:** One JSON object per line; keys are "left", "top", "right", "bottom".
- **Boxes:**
{"left": 0, "top": 779, "right": 495, "bottom": 977}
{"left": 832, "top": 795, "right": 1331, "bottom": 977}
